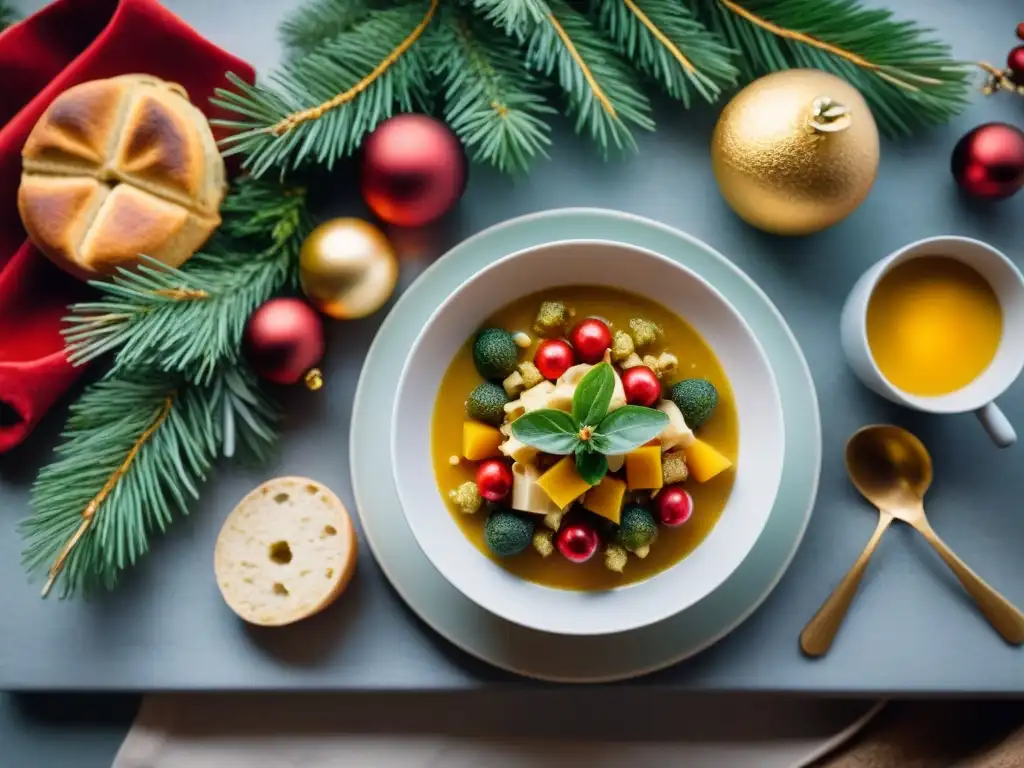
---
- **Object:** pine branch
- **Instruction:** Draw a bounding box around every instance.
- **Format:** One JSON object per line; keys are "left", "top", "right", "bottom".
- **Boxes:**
{"left": 470, "top": 0, "right": 550, "bottom": 35}
{"left": 62, "top": 178, "right": 315, "bottom": 384}
{"left": 212, "top": 2, "right": 436, "bottom": 177}
{"left": 0, "top": 1, "right": 17, "bottom": 30}
{"left": 522, "top": 0, "right": 655, "bottom": 154}
{"left": 429, "top": 9, "right": 555, "bottom": 173}
{"left": 279, "top": 0, "right": 372, "bottom": 55}
{"left": 698, "top": 0, "right": 973, "bottom": 137}
{"left": 20, "top": 366, "right": 278, "bottom": 599}
{"left": 594, "top": 0, "right": 738, "bottom": 106}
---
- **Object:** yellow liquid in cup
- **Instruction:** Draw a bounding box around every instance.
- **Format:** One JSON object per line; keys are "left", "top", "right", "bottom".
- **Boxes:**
{"left": 866, "top": 256, "right": 1002, "bottom": 397}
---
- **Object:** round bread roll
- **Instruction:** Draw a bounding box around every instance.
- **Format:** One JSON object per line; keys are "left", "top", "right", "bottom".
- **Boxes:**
{"left": 18, "top": 74, "right": 226, "bottom": 280}
{"left": 214, "top": 477, "right": 357, "bottom": 627}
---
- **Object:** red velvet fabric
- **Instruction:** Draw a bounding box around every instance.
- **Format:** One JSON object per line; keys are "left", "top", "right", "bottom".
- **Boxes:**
{"left": 0, "top": 0, "right": 254, "bottom": 452}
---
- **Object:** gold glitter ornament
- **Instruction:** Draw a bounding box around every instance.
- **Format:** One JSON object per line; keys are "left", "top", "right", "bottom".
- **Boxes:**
{"left": 299, "top": 218, "right": 399, "bottom": 320}
{"left": 711, "top": 70, "right": 880, "bottom": 236}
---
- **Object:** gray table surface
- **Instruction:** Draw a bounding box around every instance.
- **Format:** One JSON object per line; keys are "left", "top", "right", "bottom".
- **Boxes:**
{"left": 2, "top": 0, "right": 1024, "bottom": 761}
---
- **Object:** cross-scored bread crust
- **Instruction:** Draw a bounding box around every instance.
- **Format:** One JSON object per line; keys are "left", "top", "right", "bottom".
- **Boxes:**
{"left": 18, "top": 74, "right": 226, "bottom": 278}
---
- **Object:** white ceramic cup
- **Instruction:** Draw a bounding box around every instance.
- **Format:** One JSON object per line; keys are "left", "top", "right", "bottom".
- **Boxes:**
{"left": 840, "top": 236, "right": 1024, "bottom": 448}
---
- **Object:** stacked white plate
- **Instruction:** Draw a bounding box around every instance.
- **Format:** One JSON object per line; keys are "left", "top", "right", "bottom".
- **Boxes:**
{"left": 351, "top": 209, "right": 821, "bottom": 682}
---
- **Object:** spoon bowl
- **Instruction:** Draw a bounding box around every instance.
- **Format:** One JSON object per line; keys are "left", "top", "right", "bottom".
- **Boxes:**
{"left": 845, "top": 425, "right": 932, "bottom": 520}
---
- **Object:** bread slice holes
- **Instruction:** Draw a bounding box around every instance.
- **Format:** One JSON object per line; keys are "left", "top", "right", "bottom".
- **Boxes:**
{"left": 326, "top": 568, "right": 335, "bottom": 579}
{"left": 274, "top": 492, "right": 290, "bottom": 504}
{"left": 272, "top": 582, "right": 289, "bottom": 596}
{"left": 306, "top": 484, "right": 319, "bottom": 494}
{"left": 322, "top": 525, "right": 337, "bottom": 537}
{"left": 268, "top": 540, "right": 293, "bottom": 565}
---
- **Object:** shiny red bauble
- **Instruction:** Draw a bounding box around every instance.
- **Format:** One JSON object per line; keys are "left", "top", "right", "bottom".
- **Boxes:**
{"left": 569, "top": 318, "right": 612, "bottom": 364}
{"left": 1008, "top": 45, "right": 1024, "bottom": 84}
{"left": 656, "top": 486, "right": 693, "bottom": 527}
{"left": 621, "top": 365, "right": 661, "bottom": 407}
{"left": 360, "top": 114, "right": 467, "bottom": 228}
{"left": 556, "top": 522, "right": 600, "bottom": 563}
{"left": 1018, "top": 22, "right": 1024, "bottom": 40}
{"left": 951, "top": 122, "right": 1024, "bottom": 200}
{"left": 243, "top": 298, "right": 325, "bottom": 388}
{"left": 534, "top": 339, "right": 575, "bottom": 380}
{"left": 475, "top": 459, "right": 513, "bottom": 501}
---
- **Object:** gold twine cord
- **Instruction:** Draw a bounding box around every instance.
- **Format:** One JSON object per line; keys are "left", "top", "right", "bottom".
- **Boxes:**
{"left": 623, "top": 0, "right": 697, "bottom": 75}
{"left": 270, "top": 0, "right": 439, "bottom": 136}
{"left": 715, "top": 0, "right": 942, "bottom": 91}
{"left": 41, "top": 397, "right": 174, "bottom": 598}
{"left": 546, "top": 12, "right": 617, "bottom": 118}
{"left": 977, "top": 60, "right": 1024, "bottom": 96}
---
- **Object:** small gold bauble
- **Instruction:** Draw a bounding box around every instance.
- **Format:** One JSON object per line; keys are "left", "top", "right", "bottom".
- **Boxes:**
{"left": 299, "top": 218, "right": 399, "bottom": 320}
{"left": 711, "top": 69, "right": 880, "bottom": 236}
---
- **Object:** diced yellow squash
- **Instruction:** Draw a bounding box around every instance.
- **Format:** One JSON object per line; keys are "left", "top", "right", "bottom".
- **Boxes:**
{"left": 462, "top": 420, "right": 503, "bottom": 460}
{"left": 684, "top": 438, "right": 733, "bottom": 482}
{"left": 536, "top": 456, "right": 593, "bottom": 509}
{"left": 626, "top": 446, "right": 663, "bottom": 490}
{"left": 583, "top": 474, "right": 626, "bottom": 524}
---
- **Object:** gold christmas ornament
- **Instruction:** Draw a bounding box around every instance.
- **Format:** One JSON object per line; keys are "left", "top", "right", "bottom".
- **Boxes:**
{"left": 299, "top": 218, "right": 399, "bottom": 319}
{"left": 711, "top": 69, "right": 880, "bottom": 236}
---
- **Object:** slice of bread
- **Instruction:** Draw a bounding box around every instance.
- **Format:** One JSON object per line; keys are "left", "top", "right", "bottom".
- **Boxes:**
{"left": 214, "top": 477, "right": 357, "bottom": 627}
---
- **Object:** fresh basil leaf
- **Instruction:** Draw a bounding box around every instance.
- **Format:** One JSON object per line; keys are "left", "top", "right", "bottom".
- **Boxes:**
{"left": 591, "top": 406, "right": 669, "bottom": 454}
{"left": 572, "top": 362, "right": 614, "bottom": 427}
{"left": 509, "top": 409, "right": 580, "bottom": 454}
{"left": 575, "top": 446, "right": 608, "bottom": 486}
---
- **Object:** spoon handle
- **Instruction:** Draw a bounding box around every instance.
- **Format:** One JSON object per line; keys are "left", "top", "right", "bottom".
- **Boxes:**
{"left": 800, "top": 513, "right": 893, "bottom": 657}
{"left": 911, "top": 518, "right": 1024, "bottom": 645}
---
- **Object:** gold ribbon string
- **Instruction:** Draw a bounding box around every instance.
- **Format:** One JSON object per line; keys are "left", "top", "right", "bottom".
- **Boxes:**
{"left": 42, "top": 396, "right": 174, "bottom": 598}
{"left": 623, "top": 0, "right": 697, "bottom": 75}
{"left": 270, "top": 0, "right": 439, "bottom": 136}
{"left": 546, "top": 12, "right": 617, "bottom": 118}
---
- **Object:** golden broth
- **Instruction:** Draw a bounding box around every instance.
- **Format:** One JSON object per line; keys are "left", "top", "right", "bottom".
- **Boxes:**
{"left": 430, "top": 286, "right": 739, "bottom": 591}
{"left": 866, "top": 256, "right": 1002, "bottom": 397}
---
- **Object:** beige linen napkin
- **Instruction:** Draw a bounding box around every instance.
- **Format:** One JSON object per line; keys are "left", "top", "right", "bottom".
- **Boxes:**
{"left": 113, "top": 693, "right": 883, "bottom": 768}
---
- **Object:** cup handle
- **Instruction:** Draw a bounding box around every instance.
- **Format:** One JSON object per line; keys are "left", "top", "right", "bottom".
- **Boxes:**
{"left": 975, "top": 402, "right": 1016, "bottom": 448}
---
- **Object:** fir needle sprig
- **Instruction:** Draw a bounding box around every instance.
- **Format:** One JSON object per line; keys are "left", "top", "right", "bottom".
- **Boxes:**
{"left": 0, "top": 0, "right": 16, "bottom": 30}
{"left": 21, "top": 367, "right": 278, "bottom": 599}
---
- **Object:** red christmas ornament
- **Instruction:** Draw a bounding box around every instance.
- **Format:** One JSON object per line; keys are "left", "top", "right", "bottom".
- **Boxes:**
{"left": 656, "top": 486, "right": 694, "bottom": 527}
{"left": 1008, "top": 45, "right": 1024, "bottom": 84}
{"left": 556, "top": 521, "right": 599, "bottom": 563}
{"left": 243, "top": 298, "right": 325, "bottom": 389}
{"left": 951, "top": 122, "right": 1024, "bottom": 200}
{"left": 569, "top": 318, "right": 612, "bottom": 364}
{"left": 360, "top": 114, "right": 467, "bottom": 228}
{"left": 1017, "top": 21, "right": 1024, "bottom": 40}
{"left": 534, "top": 339, "right": 575, "bottom": 380}
{"left": 621, "top": 366, "right": 661, "bottom": 407}
{"left": 475, "top": 459, "right": 513, "bottom": 502}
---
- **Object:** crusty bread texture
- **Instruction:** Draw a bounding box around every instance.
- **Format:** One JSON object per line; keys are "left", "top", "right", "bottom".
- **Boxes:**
{"left": 18, "top": 74, "right": 226, "bottom": 279}
{"left": 214, "top": 477, "right": 357, "bottom": 627}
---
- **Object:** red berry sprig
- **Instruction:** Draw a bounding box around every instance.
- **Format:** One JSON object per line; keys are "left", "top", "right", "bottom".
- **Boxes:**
{"left": 980, "top": 22, "right": 1024, "bottom": 96}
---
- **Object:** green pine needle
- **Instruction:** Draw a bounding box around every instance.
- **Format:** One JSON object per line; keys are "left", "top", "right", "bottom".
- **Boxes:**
{"left": 20, "top": 367, "right": 278, "bottom": 599}
{"left": 470, "top": 0, "right": 550, "bottom": 36}
{"left": 698, "top": 0, "right": 973, "bottom": 137}
{"left": 212, "top": 2, "right": 434, "bottom": 177}
{"left": 61, "top": 178, "right": 315, "bottom": 384}
{"left": 523, "top": 0, "right": 655, "bottom": 155}
{"left": 0, "top": 1, "right": 16, "bottom": 29}
{"left": 429, "top": 9, "right": 555, "bottom": 173}
{"left": 594, "top": 0, "right": 738, "bottom": 107}
{"left": 279, "top": 0, "right": 373, "bottom": 55}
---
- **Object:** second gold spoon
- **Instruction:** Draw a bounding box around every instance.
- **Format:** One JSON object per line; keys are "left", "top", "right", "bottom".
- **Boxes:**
{"left": 801, "top": 425, "right": 1024, "bottom": 657}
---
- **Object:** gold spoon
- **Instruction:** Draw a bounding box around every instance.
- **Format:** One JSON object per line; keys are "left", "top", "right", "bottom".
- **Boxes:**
{"left": 801, "top": 425, "right": 1024, "bottom": 657}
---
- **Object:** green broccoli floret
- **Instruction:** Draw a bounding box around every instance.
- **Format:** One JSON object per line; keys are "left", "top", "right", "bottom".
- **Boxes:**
{"left": 617, "top": 505, "right": 658, "bottom": 550}
{"left": 484, "top": 510, "right": 534, "bottom": 557}
{"left": 518, "top": 361, "right": 544, "bottom": 389}
{"left": 611, "top": 330, "right": 635, "bottom": 362}
{"left": 467, "top": 381, "right": 509, "bottom": 426}
{"left": 448, "top": 481, "right": 482, "bottom": 514}
{"left": 604, "top": 544, "right": 628, "bottom": 573}
{"left": 670, "top": 378, "right": 719, "bottom": 428}
{"left": 473, "top": 328, "right": 519, "bottom": 380}
{"left": 629, "top": 318, "right": 661, "bottom": 348}
{"left": 532, "top": 529, "right": 554, "bottom": 557}
{"left": 533, "top": 301, "right": 573, "bottom": 337}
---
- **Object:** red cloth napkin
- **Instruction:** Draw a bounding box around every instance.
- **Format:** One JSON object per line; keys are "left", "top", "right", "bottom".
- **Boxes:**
{"left": 0, "top": 0, "right": 254, "bottom": 453}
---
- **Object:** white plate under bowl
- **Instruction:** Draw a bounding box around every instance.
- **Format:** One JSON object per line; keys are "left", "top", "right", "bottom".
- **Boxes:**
{"left": 392, "top": 241, "right": 785, "bottom": 636}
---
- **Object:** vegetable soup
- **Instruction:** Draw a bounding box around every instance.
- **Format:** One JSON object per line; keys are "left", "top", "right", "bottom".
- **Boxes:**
{"left": 431, "top": 286, "right": 738, "bottom": 590}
